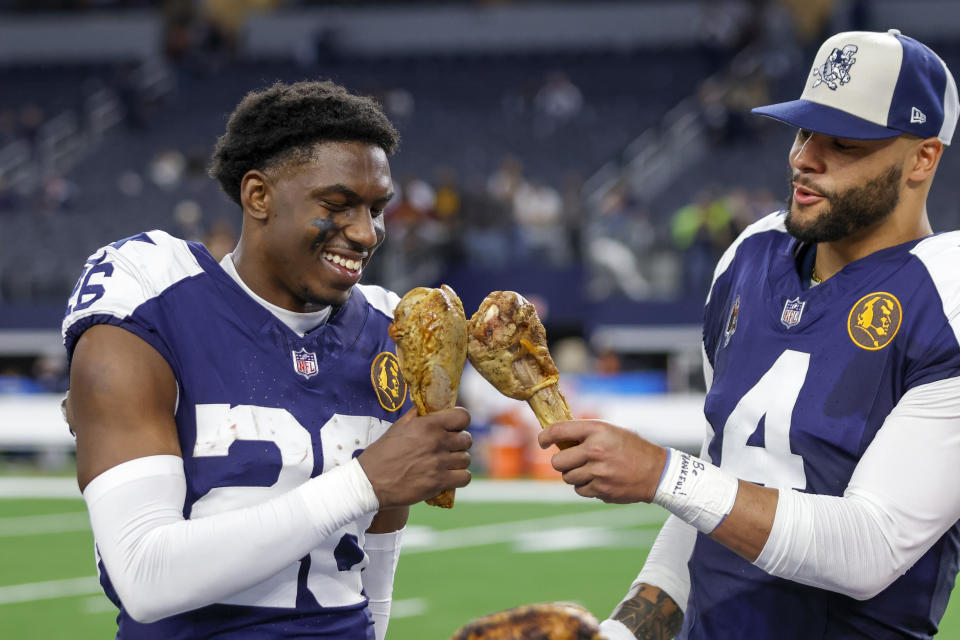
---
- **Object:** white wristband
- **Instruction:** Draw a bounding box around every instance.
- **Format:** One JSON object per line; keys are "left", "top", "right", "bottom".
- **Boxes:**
{"left": 653, "top": 448, "right": 738, "bottom": 534}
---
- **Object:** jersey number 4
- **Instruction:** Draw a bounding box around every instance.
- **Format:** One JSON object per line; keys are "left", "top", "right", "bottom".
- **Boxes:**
{"left": 720, "top": 349, "right": 808, "bottom": 490}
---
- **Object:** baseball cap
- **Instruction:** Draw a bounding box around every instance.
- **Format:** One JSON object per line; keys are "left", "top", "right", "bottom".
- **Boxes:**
{"left": 752, "top": 29, "right": 959, "bottom": 145}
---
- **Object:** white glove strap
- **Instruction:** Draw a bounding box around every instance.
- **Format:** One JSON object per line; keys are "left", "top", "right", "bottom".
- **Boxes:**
{"left": 653, "top": 448, "right": 738, "bottom": 534}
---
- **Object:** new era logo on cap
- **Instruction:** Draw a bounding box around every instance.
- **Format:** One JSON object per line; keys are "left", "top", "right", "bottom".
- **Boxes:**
{"left": 752, "top": 29, "right": 959, "bottom": 145}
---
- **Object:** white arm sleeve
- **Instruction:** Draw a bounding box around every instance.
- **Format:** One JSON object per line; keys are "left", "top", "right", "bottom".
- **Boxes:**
{"left": 83, "top": 455, "right": 379, "bottom": 623}
{"left": 598, "top": 518, "right": 696, "bottom": 640}
{"left": 602, "top": 345, "right": 719, "bottom": 631}
{"left": 631, "top": 514, "right": 697, "bottom": 610}
{"left": 362, "top": 529, "right": 403, "bottom": 640}
{"left": 755, "top": 376, "right": 960, "bottom": 600}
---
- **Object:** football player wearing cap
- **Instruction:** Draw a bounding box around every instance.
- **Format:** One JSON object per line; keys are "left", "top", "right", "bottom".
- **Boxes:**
{"left": 540, "top": 29, "right": 960, "bottom": 639}
{"left": 62, "top": 80, "right": 472, "bottom": 639}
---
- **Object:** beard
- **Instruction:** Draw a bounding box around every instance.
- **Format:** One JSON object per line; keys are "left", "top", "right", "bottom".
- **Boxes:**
{"left": 784, "top": 164, "right": 902, "bottom": 244}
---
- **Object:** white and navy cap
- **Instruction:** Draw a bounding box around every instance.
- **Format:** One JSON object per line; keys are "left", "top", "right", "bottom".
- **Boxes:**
{"left": 752, "top": 29, "right": 959, "bottom": 145}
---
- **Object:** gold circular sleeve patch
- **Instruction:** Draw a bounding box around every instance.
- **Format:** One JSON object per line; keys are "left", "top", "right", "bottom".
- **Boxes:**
{"left": 847, "top": 291, "right": 902, "bottom": 351}
{"left": 371, "top": 351, "right": 408, "bottom": 412}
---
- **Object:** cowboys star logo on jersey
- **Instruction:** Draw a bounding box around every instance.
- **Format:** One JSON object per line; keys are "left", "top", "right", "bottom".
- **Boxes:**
{"left": 812, "top": 44, "right": 858, "bottom": 90}
{"left": 292, "top": 348, "right": 319, "bottom": 379}
{"left": 847, "top": 291, "right": 902, "bottom": 350}
{"left": 371, "top": 351, "right": 407, "bottom": 411}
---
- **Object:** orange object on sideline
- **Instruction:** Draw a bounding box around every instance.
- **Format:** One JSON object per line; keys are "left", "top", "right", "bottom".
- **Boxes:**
{"left": 486, "top": 425, "right": 526, "bottom": 479}
{"left": 527, "top": 432, "right": 563, "bottom": 480}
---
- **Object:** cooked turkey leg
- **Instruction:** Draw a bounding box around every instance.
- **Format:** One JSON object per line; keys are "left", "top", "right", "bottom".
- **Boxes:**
{"left": 467, "top": 291, "right": 575, "bottom": 449}
{"left": 389, "top": 285, "right": 468, "bottom": 508}
{"left": 451, "top": 602, "right": 602, "bottom": 640}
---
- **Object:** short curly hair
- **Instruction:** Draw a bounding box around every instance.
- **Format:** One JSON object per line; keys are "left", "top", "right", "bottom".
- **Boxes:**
{"left": 209, "top": 80, "right": 400, "bottom": 206}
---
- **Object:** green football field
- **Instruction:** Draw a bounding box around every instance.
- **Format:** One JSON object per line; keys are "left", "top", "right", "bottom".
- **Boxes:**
{"left": 1, "top": 489, "right": 959, "bottom": 639}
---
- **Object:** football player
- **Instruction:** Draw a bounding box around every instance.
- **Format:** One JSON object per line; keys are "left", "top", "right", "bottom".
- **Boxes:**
{"left": 541, "top": 30, "right": 960, "bottom": 639}
{"left": 63, "top": 80, "right": 472, "bottom": 639}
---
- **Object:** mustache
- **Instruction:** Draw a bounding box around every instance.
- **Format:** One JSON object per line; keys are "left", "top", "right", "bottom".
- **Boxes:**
{"left": 789, "top": 173, "right": 833, "bottom": 200}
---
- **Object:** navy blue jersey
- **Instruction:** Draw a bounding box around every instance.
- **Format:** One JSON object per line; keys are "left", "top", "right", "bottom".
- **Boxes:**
{"left": 63, "top": 230, "right": 413, "bottom": 639}
{"left": 682, "top": 212, "right": 960, "bottom": 639}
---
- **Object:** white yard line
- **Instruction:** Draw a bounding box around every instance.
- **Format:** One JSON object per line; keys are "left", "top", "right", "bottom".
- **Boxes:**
{"left": 0, "top": 512, "right": 90, "bottom": 537}
{"left": 0, "top": 576, "right": 101, "bottom": 605}
{"left": 0, "top": 505, "right": 666, "bottom": 609}
{"left": 391, "top": 598, "right": 428, "bottom": 618}
{"left": 455, "top": 480, "right": 592, "bottom": 503}
{"left": 0, "top": 477, "right": 80, "bottom": 499}
{"left": 81, "top": 595, "right": 118, "bottom": 614}
{"left": 0, "top": 478, "right": 580, "bottom": 501}
{"left": 402, "top": 504, "right": 665, "bottom": 553}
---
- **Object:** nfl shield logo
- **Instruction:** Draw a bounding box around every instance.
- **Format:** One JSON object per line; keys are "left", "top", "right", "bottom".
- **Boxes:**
{"left": 780, "top": 297, "right": 806, "bottom": 329}
{"left": 292, "top": 348, "right": 319, "bottom": 379}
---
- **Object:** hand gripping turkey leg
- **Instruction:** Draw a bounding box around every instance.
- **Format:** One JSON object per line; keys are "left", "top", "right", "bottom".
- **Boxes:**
{"left": 467, "top": 291, "right": 575, "bottom": 449}
{"left": 389, "top": 285, "right": 468, "bottom": 508}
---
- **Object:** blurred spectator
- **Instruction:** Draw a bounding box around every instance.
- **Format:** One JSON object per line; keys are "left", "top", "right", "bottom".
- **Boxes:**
{"left": 173, "top": 199, "right": 204, "bottom": 241}
{"left": 115, "top": 61, "right": 151, "bottom": 130}
{"left": 560, "top": 172, "right": 585, "bottom": 262}
{"left": 432, "top": 166, "right": 464, "bottom": 266}
{"left": 0, "top": 365, "right": 45, "bottom": 394}
{"left": 722, "top": 65, "right": 771, "bottom": 138}
{"left": 585, "top": 183, "right": 652, "bottom": 300}
{"left": 697, "top": 77, "right": 734, "bottom": 145}
{"left": 383, "top": 87, "right": 415, "bottom": 123}
{"left": 161, "top": 0, "right": 197, "bottom": 65}
{"left": 433, "top": 166, "right": 461, "bottom": 223}
{"left": 380, "top": 178, "right": 449, "bottom": 293}
{"left": 203, "top": 0, "right": 280, "bottom": 59}
{"left": 552, "top": 336, "right": 592, "bottom": 375}
{"left": 697, "top": 67, "right": 770, "bottom": 146}
{"left": 384, "top": 181, "right": 422, "bottom": 227}
{"left": 671, "top": 188, "right": 735, "bottom": 297}
{"left": 487, "top": 154, "right": 525, "bottom": 206}
{"left": 779, "top": 0, "right": 835, "bottom": 57}
{"left": 533, "top": 71, "right": 583, "bottom": 136}
{"left": 39, "top": 172, "right": 77, "bottom": 213}
{"left": 460, "top": 177, "right": 512, "bottom": 269}
{"left": 512, "top": 179, "right": 569, "bottom": 266}
{"left": 694, "top": 0, "right": 754, "bottom": 75}
{"left": 404, "top": 177, "right": 436, "bottom": 215}
{"left": 149, "top": 148, "right": 186, "bottom": 189}
{"left": 32, "top": 352, "right": 68, "bottom": 393}
{"left": 593, "top": 347, "right": 623, "bottom": 375}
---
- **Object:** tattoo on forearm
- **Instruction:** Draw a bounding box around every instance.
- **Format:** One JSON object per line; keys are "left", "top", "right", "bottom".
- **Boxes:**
{"left": 611, "top": 584, "right": 684, "bottom": 640}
